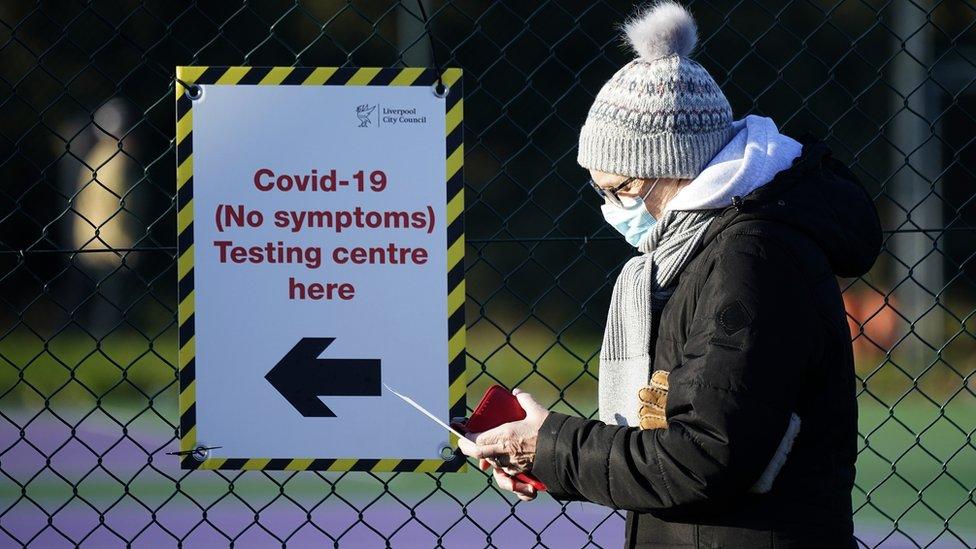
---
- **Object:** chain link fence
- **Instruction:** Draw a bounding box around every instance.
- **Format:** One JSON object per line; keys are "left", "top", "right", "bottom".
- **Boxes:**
{"left": 1, "top": 0, "right": 974, "bottom": 547}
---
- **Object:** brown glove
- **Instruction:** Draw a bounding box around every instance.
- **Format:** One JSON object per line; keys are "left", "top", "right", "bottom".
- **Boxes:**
{"left": 637, "top": 370, "right": 669, "bottom": 430}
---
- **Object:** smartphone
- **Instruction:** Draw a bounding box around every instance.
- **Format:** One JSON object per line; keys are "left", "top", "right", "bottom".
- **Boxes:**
{"left": 451, "top": 384, "right": 548, "bottom": 492}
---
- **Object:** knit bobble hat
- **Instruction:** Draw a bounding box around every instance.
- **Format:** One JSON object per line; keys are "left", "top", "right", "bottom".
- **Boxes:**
{"left": 577, "top": 1, "right": 734, "bottom": 179}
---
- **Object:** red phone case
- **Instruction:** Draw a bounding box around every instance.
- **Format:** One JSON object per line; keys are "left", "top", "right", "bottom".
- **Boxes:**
{"left": 452, "top": 384, "right": 548, "bottom": 492}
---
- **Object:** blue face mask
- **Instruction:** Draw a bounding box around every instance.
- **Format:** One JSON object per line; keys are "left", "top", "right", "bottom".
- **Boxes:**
{"left": 600, "top": 178, "right": 659, "bottom": 247}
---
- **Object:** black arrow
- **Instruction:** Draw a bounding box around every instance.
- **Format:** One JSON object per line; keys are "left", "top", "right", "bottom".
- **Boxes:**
{"left": 265, "top": 337, "right": 381, "bottom": 417}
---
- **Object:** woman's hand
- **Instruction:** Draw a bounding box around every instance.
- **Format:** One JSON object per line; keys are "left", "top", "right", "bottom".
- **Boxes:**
{"left": 479, "top": 458, "right": 537, "bottom": 501}
{"left": 457, "top": 388, "right": 549, "bottom": 499}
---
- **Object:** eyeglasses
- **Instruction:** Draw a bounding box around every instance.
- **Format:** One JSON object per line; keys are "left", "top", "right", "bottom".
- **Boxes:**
{"left": 587, "top": 176, "right": 637, "bottom": 208}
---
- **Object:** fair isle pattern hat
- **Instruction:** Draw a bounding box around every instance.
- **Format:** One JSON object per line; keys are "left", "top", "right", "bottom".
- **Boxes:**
{"left": 578, "top": 1, "right": 734, "bottom": 179}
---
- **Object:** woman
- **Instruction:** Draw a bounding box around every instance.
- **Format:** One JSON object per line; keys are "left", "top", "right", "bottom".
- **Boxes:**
{"left": 457, "top": 2, "right": 882, "bottom": 547}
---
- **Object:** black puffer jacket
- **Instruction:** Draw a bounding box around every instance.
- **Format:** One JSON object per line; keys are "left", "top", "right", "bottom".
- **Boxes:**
{"left": 531, "top": 135, "right": 882, "bottom": 548}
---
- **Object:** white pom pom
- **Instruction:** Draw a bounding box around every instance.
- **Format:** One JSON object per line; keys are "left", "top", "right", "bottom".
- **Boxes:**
{"left": 622, "top": 1, "right": 698, "bottom": 60}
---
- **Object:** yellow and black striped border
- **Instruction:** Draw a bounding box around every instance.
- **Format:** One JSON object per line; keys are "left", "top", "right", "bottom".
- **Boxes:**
{"left": 175, "top": 66, "right": 465, "bottom": 473}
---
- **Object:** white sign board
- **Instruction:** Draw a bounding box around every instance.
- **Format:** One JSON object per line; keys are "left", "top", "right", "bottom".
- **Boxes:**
{"left": 174, "top": 66, "right": 466, "bottom": 473}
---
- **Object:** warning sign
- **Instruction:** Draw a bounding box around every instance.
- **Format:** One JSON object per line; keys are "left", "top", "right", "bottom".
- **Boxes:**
{"left": 174, "top": 67, "right": 466, "bottom": 473}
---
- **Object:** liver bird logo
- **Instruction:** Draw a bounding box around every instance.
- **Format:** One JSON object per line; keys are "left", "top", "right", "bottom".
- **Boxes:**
{"left": 356, "top": 104, "right": 377, "bottom": 127}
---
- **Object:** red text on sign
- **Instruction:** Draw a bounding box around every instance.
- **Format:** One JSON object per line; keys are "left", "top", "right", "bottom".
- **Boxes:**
{"left": 288, "top": 277, "right": 356, "bottom": 300}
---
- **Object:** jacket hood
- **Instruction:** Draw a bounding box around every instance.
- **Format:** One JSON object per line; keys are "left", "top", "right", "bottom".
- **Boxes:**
{"left": 666, "top": 114, "right": 804, "bottom": 212}
{"left": 704, "top": 134, "right": 883, "bottom": 278}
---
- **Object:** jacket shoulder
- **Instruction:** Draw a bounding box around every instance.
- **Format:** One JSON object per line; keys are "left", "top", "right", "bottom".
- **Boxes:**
{"left": 700, "top": 218, "right": 834, "bottom": 284}
{"left": 694, "top": 216, "right": 850, "bottom": 343}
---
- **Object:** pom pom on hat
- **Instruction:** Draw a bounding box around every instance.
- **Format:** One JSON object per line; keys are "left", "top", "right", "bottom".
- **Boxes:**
{"left": 578, "top": 1, "right": 733, "bottom": 179}
{"left": 623, "top": 1, "right": 698, "bottom": 60}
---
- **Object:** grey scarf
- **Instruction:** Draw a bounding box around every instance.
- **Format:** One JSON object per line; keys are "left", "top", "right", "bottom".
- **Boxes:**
{"left": 598, "top": 209, "right": 718, "bottom": 427}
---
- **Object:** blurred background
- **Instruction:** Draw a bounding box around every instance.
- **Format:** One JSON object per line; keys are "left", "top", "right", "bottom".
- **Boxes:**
{"left": 1, "top": 0, "right": 974, "bottom": 547}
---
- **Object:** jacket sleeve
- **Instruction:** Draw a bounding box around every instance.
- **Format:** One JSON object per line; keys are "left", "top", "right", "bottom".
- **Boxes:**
{"left": 530, "top": 232, "right": 819, "bottom": 511}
